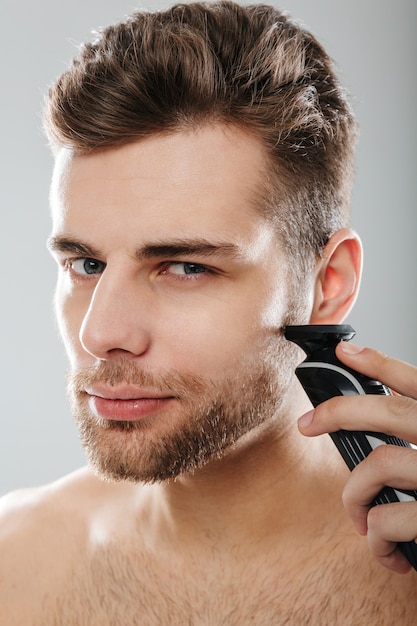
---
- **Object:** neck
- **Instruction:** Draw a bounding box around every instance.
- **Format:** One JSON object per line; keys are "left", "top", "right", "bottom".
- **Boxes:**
{"left": 139, "top": 390, "right": 347, "bottom": 552}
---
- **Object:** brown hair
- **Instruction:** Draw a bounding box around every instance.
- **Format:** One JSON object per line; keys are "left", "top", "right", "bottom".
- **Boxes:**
{"left": 44, "top": 1, "right": 358, "bottom": 273}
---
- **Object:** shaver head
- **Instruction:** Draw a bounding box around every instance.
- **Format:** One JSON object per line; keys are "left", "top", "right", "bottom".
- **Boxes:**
{"left": 284, "top": 324, "right": 356, "bottom": 356}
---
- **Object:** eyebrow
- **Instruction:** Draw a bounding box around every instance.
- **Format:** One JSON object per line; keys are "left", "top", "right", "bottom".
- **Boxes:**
{"left": 47, "top": 236, "right": 242, "bottom": 261}
{"left": 136, "top": 240, "right": 241, "bottom": 260}
{"left": 47, "top": 236, "right": 100, "bottom": 258}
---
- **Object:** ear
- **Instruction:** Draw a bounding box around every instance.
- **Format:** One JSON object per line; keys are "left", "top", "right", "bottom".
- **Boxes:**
{"left": 310, "top": 228, "right": 362, "bottom": 324}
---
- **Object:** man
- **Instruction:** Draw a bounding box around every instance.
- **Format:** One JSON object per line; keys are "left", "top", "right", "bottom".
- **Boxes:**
{"left": 1, "top": 1, "right": 416, "bottom": 623}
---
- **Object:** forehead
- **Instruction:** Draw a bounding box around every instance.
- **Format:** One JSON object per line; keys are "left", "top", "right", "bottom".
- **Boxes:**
{"left": 50, "top": 125, "right": 272, "bottom": 244}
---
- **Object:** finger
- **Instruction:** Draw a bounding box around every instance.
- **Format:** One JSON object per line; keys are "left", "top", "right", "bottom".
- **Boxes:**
{"left": 342, "top": 445, "right": 417, "bottom": 531}
{"left": 298, "top": 394, "right": 417, "bottom": 444}
{"left": 367, "top": 501, "right": 417, "bottom": 544}
{"left": 367, "top": 540, "right": 412, "bottom": 575}
{"left": 336, "top": 342, "right": 417, "bottom": 399}
{"left": 341, "top": 446, "right": 417, "bottom": 574}
{"left": 366, "top": 502, "right": 417, "bottom": 574}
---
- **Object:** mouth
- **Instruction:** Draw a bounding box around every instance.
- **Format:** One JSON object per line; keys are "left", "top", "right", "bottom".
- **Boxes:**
{"left": 85, "top": 385, "right": 176, "bottom": 422}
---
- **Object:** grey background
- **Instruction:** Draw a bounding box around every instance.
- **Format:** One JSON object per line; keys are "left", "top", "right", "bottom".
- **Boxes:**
{"left": 1, "top": 0, "right": 416, "bottom": 496}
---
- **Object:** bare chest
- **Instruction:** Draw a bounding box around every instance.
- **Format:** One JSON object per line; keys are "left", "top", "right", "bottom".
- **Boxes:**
{"left": 37, "top": 541, "right": 416, "bottom": 626}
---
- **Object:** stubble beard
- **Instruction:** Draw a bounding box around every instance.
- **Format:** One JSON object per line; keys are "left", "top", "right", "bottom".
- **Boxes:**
{"left": 68, "top": 335, "right": 298, "bottom": 484}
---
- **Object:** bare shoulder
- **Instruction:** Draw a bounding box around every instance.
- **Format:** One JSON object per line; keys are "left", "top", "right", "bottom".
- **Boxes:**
{"left": 0, "top": 466, "right": 94, "bottom": 527}
{"left": 0, "top": 466, "right": 116, "bottom": 549}
{"left": 0, "top": 467, "right": 110, "bottom": 624}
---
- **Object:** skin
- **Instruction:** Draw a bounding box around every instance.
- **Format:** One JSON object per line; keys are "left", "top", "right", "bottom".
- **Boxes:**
{"left": 1, "top": 124, "right": 416, "bottom": 624}
{"left": 50, "top": 125, "right": 311, "bottom": 482}
{"left": 300, "top": 341, "right": 417, "bottom": 575}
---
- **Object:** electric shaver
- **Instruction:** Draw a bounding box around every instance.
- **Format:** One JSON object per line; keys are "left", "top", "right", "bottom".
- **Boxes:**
{"left": 285, "top": 324, "right": 417, "bottom": 571}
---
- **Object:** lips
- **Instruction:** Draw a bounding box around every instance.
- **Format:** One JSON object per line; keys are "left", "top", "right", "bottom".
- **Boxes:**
{"left": 85, "top": 385, "right": 175, "bottom": 421}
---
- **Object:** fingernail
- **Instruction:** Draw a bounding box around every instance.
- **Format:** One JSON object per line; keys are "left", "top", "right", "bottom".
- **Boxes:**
{"left": 298, "top": 410, "right": 314, "bottom": 429}
{"left": 339, "top": 341, "right": 364, "bottom": 355}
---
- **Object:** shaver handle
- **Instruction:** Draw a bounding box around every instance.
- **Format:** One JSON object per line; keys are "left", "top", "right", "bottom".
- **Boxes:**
{"left": 295, "top": 360, "right": 417, "bottom": 571}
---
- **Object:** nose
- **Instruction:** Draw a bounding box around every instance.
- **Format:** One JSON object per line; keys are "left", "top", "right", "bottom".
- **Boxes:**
{"left": 79, "top": 267, "right": 152, "bottom": 360}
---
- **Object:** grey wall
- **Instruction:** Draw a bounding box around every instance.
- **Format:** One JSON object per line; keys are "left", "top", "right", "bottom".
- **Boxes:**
{"left": 1, "top": 0, "right": 416, "bottom": 496}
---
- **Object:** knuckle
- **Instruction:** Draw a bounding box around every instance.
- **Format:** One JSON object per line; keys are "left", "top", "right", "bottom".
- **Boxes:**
{"left": 386, "top": 395, "right": 417, "bottom": 421}
{"left": 314, "top": 395, "right": 345, "bottom": 420}
{"left": 366, "top": 503, "right": 385, "bottom": 532}
{"left": 362, "top": 348, "right": 390, "bottom": 381}
{"left": 364, "top": 444, "right": 406, "bottom": 483}
{"left": 368, "top": 444, "right": 393, "bottom": 469}
{"left": 377, "top": 350, "right": 391, "bottom": 368}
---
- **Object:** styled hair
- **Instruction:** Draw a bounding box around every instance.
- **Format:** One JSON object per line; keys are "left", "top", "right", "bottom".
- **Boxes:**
{"left": 44, "top": 1, "right": 358, "bottom": 273}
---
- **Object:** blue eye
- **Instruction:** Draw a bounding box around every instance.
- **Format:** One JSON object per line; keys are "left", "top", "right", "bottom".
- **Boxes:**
{"left": 168, "top": 262, "right": 208, "bottom": 275}
{"left": 70, "top": 258, "right": 106, "bottom": 276}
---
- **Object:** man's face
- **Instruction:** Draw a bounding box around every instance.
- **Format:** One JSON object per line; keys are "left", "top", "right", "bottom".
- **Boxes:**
{"left": 49, "top": 125, "right": 307, "bottom": 483}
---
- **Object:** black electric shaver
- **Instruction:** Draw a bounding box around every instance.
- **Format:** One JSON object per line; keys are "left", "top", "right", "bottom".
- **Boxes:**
{"left": 284, "top": 324, "right": 417, "bottom": 571}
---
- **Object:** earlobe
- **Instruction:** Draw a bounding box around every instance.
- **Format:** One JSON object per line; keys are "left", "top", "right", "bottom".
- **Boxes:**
{"left": 310, "top": 228, "right": 362, "bottom": 324}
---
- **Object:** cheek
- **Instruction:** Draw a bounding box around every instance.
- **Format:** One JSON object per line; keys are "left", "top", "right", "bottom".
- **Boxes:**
{"left": 259, "top": 282, "right": 290, "bottom": 329}
{"left": 162, "top": 288, "right": 287, "bottom": 377}
{"left": 53, "top": 282, "right": 87, "bottom": 364}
